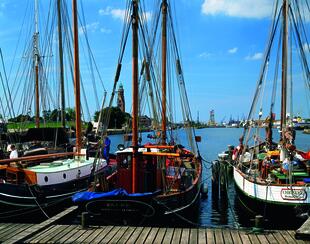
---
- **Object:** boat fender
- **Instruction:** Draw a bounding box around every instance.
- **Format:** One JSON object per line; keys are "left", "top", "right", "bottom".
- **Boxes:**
{"left": 117, "top": 144, "right": 125, "bottom": 151}
{"left": 200, "top": 183, "right": 208, "bottom": 198}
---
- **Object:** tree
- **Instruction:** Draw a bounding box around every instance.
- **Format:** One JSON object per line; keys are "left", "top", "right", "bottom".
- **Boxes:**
{"left": 42, "top": 110, "right": 51, "bottom": 121}
{"left": 94, "top": 106, "right": 131, "bottom": 129}
{"left": 66, "top": 108, "right": 76, "bottom": 121}
{"left": 50, "top": 109, "right": 60, "bottom": 121}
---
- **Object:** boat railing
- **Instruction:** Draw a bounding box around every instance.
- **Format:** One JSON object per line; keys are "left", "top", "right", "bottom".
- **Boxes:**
{"left": 0, "top": 152, "right": 84, "bottom": 165}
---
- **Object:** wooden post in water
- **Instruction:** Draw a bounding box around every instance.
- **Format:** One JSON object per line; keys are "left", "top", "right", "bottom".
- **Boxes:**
{"left": 132, "top": 0, "right": 139, "bottom": 193}
{"left": 57, "top": 0, "right": 66, "bottom": 128}
{"left": 72, "top": 0, "right": 82, "bottom": 154}
{"left": 280, "top": 0, "right": 288, "bottom": 139}
{"left": 161, "top": 0, "right": 167, "bottom": 145}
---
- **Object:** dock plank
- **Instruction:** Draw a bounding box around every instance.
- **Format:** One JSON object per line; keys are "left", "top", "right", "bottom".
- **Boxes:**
{"left": 0, "top": 223, "right": 19, "bottom": 239}
{"left": 154, "top": 227, "right": 167, "bottom": 243}
{"left": 230, "top": 229, "right": 242, "bottom": 244}
{"left": 26, "top": 225, "right": 56, "bottom": 244}
{"left": 56, "top": 225, "right": 80, "bottom": 243}
{"left": 264, "top": 232, "right": 278, "bottom": 244}
{"left": 206, "top": 228, "right": 215, "bottom": 243}
{"left": 81, "top": 226, "right": 108, "bottom": 244}
{"left": 100, "top": 226, "right": 121, "bottom": 243}
{"left": 72, "top": 229, "right": 94, "bottom": 244}
{"left": 222, "top": 228, "right": 233, "bottom": 244}
{"left": 0, "top": 222, "right": 308, "bottom": 244}
{"left": 171, "top": 228, "right": 182, "bottom": 244}
{"left": 247, "top": 233, "right": 260, "bottom": 244}
{"left": 256, "top": 233, "right": 269, "bottom": 244}
{"left": 214, "top": 228, "right": 224, "bottom": 244}
{"left": 281, "top": 230, "right": 298, "bottom": 244}
{"left": 238, "top": 230, "right": 251, "bottom": 244}
{"left": 296, "top": 216, "right": 310, "bottom": 241}
{"left": 0, "top": 224, "right": 33, "bottom": 243}
{"left": 162, "top": 228, "right": 174, "bottom": 244}
{"left": 4, "top": 206, "right": 78, "bottom": 244}
{"left": 46, "top": 225, "right": 77, "bottom": 244}
{"left": 91, "top": 225, "right": 113, "bottom": 244}
{"left": 272, "top": 231, "right": 287, "bottom": 243}
{"left": 135, "top": 227, "right": 152, "bottom": 243}
{"left": 33, "top": 225, "right": 66, "bottom": 243}
{"left": 288, "top": 230, "right": 308, "bottom": 244}
{"left": 180, "top": 228, "right": 190, "bottom": 244}
{"left": 63, "top": 228, "right": 87, "bottom": 243}
{"left": 106, "top": 226, "right": 128, "bottom": 243}
{"left": 126, "top": 226, "right": 144, "bottom": 243}
{"left": 144, "top": 227, "right": 159, "bottom": 243}
{"left": 117, "top": 226, "right": 136, "bottom": 244}
{"left": 190, "top": 228, "right": 198, "bottom": 244}
{"left": 198, "top": 228, "right": 206, "bottom": 244}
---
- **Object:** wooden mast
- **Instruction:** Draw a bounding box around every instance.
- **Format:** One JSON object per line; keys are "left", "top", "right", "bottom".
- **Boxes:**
{"left": 34, "top": 0, "right": 40, "bottom": 128}
{"left": 57, "top": 0, "right": 66, "bottom": 128}
{"left": 161, "top": 0, "right": 167, "bottom": 145}
{"left": 280, "top": 0, "right": 288, "bottom": 140}
{"left": 132, "top": 0, "right": 139, "bottom": 193}
{"left": 72, "top": 0, "right": 82, "bottom": 154}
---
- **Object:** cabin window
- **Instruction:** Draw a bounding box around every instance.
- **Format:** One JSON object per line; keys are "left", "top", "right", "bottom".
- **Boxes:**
{"left": 117, "top": 153, "right": 131, "bottom": 169}
{"left": 63, "top": 173, "right": 66, "bottom": 179}
{"left": 44, "top": 176, "right": 48, "bottom": 182}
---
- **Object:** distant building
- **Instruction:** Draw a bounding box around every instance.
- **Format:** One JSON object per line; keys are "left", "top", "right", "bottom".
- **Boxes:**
{"left": 208, "top": 109, "right": 216, "bottom": 126}
{"left": 139, "top": 115, "right": 152, "bottom": 128}
{"left": 117, "top": 83, "right": 125, "bottom": 112}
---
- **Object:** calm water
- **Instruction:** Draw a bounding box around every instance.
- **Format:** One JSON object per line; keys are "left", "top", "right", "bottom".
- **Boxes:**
{"left": 109, "top": 127, "right": 309, "bottom": 229}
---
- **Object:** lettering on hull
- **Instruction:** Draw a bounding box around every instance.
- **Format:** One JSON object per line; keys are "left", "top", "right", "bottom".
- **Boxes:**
{"left": 281, "top": 188, "right": 307, "bottom": 200}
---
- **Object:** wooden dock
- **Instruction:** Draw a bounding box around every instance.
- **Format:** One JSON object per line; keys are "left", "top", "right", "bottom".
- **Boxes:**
{"left": 296, "top": 216, "right": 310, "bottom": 240}
{"left": 1, "top": 224, "right": 308, "bottom": 243}
{"left": 0, "top": 206, "right": 309, "bottom": 243}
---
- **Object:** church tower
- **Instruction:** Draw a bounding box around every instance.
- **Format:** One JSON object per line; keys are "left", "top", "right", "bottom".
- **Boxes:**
{"left": 117, "top": 83, "right": 125, "bottom": 112}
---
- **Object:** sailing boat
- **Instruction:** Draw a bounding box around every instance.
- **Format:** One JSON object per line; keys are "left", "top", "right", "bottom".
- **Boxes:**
{"left": 231, "top": 0, "right": 310, "bottom": 219}
{"left": 73, "top": 0, "right": 202, "bottom": 225}
{"left": 0, "top": 0, "right": 107, "bottom": 219}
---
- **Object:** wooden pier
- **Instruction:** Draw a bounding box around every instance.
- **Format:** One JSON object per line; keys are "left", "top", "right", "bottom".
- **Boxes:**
{"left": 0, "top": 207, "right": 309, "bottom": 243}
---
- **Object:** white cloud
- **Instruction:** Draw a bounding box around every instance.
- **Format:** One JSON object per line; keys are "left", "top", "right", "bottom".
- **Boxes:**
{"left": 201, "top": 0, "right": 273, "bottom": 19}
{"left": 99, "top": 7, "right": 125, "bottom": 20}
{"left": 245, "top": 52, "right": 263, "bottom": 60}
{"left": 79, "top": 22, "right": 99, "bottom": 35}
{"left": 303, "top": 43, "right": 310, "bottom": 53}
{"left": 99, "top": 6, "right": 151, "bottom": 21}
{"left": 100, "top": 28, "right": 112, "bottom": 34}
{"left": 228, "top": 47, "right": 238, "bottom": 54}
{"left": 198, "top": 52, "right": 212, "bottom": 58}
{"left": 0, "top": 2, "right": 6, "bottom": 16}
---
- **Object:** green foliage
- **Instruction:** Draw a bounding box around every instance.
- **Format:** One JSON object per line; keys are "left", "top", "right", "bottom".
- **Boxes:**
{"left": 94, "top": 106, "right": 131, "bottom": 129}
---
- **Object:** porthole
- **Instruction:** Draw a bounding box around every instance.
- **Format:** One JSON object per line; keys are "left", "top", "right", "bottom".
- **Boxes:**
{"left": 63, "top": 173, "right": 67, "bottom": 179}
{"left": 44, "top": 176, "right": 48, "bottom": 182}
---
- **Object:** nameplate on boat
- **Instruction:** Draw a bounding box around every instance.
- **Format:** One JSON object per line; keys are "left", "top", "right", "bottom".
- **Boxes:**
{"left": 280, "top": 188, "right": 307, "bottom": 200}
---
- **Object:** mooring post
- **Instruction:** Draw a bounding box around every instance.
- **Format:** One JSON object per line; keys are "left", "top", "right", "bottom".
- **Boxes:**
{"left": 253, "top": 215, "right": 264, "bottom": 233}
{"left": 81, "top": 212, "right": 88, "bottom": 229}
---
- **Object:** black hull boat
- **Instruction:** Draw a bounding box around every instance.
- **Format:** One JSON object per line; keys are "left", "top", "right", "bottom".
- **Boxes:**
{"left": 73, "top": 175, "right": 201, "bottom": 226}
{"left": 72, "top": 0, "right": 202, "bottom": 227}
{"left": 0, "top": 159, "right": 112, "bottom": 221}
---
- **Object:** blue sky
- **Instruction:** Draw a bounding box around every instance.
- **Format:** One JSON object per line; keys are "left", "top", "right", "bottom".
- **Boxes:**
{"left": 0, "top": 0, "right": 308, "bottom": 123}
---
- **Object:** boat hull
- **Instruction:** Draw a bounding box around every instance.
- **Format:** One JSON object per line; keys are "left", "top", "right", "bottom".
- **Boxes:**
{"left": 233, "top": 167, "right": 310, "bottom": 219}
{"left": 75, "top": 183, "right": 201, "bottom": 226}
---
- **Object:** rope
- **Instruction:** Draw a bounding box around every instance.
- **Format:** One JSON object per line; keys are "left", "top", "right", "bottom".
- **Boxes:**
{"left": 27, "top": 184, "right": 50, "bottom": 219}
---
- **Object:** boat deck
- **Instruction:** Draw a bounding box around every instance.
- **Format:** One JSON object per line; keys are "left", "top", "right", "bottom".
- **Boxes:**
{"left": 0, "top": 207, "right": 309, "bottom": 243}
